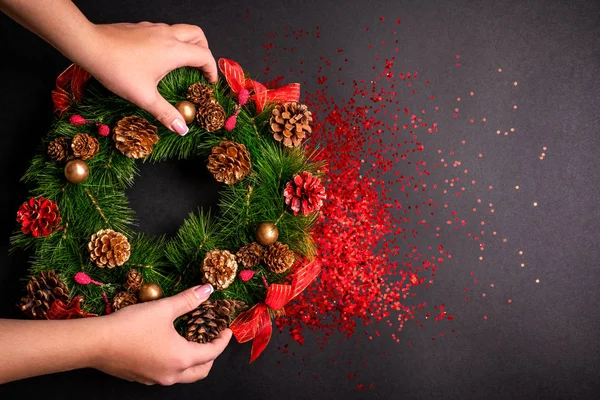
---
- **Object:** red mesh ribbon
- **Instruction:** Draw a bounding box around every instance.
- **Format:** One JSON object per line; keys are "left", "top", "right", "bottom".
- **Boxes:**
{"left": 51, "top": 64, "right": 91, "bottom": 114}
{"left": 230, "top": 259, "right": 321, "bottom": 362}
{"left": 47, "top": 296, "right": 97, "bottom": 319}
{"left": 218, "top": 58, "right": 300, "bottom": 114}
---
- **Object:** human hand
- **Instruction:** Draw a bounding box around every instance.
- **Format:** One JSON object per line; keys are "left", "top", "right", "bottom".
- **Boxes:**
{"left": 84, "top": 22, "right": 218, "bottom": 135}
{"left": 93, "top": 284, "right": 231, "bottom": 385}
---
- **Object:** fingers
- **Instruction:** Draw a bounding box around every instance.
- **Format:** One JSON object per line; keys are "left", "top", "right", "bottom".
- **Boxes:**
{"left": 177, "top": 361, "right": 213, "bottom": 384}
{"left": 139, "top": 90, "right": 190, "bottom": 135}
{"left": 158, "top": 284, "right": 214, "bottom": 319}
{"left": 174, "top": 43, "right": 218, "bottom": 84}
{"left": 187, "top": 328, "right": 233, "bottom": 365}
{"left": 171, "top": 24, "right": 208, "bottom": 47}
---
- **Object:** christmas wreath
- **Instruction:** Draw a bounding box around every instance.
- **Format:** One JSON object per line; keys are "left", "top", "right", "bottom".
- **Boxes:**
{"left": 10, "top": 59, "right": 325, "bottom": 362}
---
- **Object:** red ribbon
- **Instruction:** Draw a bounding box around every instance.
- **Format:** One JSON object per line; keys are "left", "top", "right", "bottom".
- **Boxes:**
{"left": 218, "top": 58, "right": 300, "bottom": 114}
{"left": 47, "top": 296, "right": 97, "bottom": 319}
{"left": 230, "top": 259, "right": 321, "bottom": 362}
{"left": 51, "top": 64, "right": 91, "bottom": 114}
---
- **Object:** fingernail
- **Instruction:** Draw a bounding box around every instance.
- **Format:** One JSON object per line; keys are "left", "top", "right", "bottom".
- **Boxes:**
{"left": 171, "top": 119, "right": 189, "bottom": 136}
{"left": 193, "top": 284, "right": 213, "bottom": 299}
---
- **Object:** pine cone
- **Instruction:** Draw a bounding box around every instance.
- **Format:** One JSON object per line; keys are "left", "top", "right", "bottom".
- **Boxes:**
{"left": 264, "top": 242, "right": 295, "bottom": 273}
{"left": 207, "top": 141, "right": 251, "bottom": 184}
{"left": 113, "top": 116, "right": 160, "bottom": 159}
{"left": 270, "top": 102, "right": 313, "bottom": 147}
{"left": 112, "top": 291, "right": 138, "bottom": 311}
{"left": 47, "top": 137, "right": 71, "bottom": 162}
{"left": 187, "top": 82, "right": 215, "bottom": 106}
{"left": 283, "top": 171, "right": 327, "bottom": 216}
{"left": 16, "top": 197, "right": 61, "bottom": 237}
{"left": 197, "top": 102, "right": 226, "bottom": 132}
{"left": 71, "top": 133, "right": 99, "bottom": 160}
{"left": 18, "top": 270, "right": 70, "bottom": 319}
{"left": 183, "top": 299, "right": 246, "bottom": 344}
{"left": 124, "top": 269, "right": 143, "bottom": 293}
{"left": 88, "top": 229, "right": 131, "bottom": 268}
{"left": 236, "top": 242, "right": 264, "bottom": 268}
{"left": 201, "top": 249, "right": 238, "bottom": 290}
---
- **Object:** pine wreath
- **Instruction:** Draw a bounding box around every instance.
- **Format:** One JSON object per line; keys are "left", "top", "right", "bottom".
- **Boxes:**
{"left": 10, "top": 59, "right": 325, "bottom": 362}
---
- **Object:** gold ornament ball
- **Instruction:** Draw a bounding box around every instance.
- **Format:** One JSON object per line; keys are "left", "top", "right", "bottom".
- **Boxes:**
{"left": 138, "top": 283, "right": 163, "bottom": 302}
{"left": 175, "top": 100, "right": 197, "bottom": 124}
{"left": 64, "top": 159, "right": 89, "bottom": 184}
{"left": 256, "top": 222, "right": 279, "bottom": 246}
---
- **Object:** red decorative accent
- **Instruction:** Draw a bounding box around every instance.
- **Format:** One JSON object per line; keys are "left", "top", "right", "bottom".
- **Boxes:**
{"left": 225, "top": 109, "right": 241, "bottom": 132}
{"left": 239, "top": 269, "right": 255, "bottom": 282}
{"left": 69, "top": 114, "right": 88, "bottom": 125}
{"left": 284, "top": 171, "right": 327, "bottom": 216}
{"left": 218, "top": 58, "right": 300, "bottom": 114}
{"left": 102, "top": 292, "right": 112, "bottom": 315}
{"left": 47, "top": 296, "right": 96, "bottom": 319}
{"left": 52, "top": 64, "right": 91, "bottom": 114}
{"left": 96, "top": 123, "right": 110, "bottom": 137}
{"left": 16, "top": 197, "right": 61, "bottom": 237}
{"left": 74, "top": 271, "right": 103, "bottom": 286}
{"left": 230, "top": 259, "right": 321, "bottom": 362}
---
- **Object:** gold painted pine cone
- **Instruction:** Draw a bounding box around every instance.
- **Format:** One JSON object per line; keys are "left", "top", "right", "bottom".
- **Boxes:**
{"left": 201, "top": 249, "right": 238, "bottom": 290}
{"left": 18, "top": 270, "right": 70, "bottom": 319}
{"left": 113, "top": 115, "right": 160, "bottom": 159}
{"left": 47, "top": 137, "right": 71, "bottom": 162}
{"left": 270, "top": 102, "right": 313, "bottom": 147}
{"left": 88, "top": 229, "right": 131, "bottom": 268}
{"left": 206, "top": 141, "right": 251, "bottom": 185}
{"left": 183, "top": 299, "right": 246, "bottom": 344}
{"left": 236, "top": 242, "right": 264, "bottom": 268}
{"left": 71, "top": 133, "right": 99, "bottom": 160}
{"left": 124, "top": 268, "right": 143, "bottom": 293}
{"left": 187, "top": 82, "right": 215, "bottom": 106}
{"left": 112, "top": 291, "right": 138, "bottom": 311}
{"left": 197, "top": 102, "right": 226, "bottom": 132}
{"left": 264, "top": 242, "right": 295, "bottom": 273}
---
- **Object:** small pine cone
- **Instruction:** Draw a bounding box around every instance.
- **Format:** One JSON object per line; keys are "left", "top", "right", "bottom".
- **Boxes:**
{"left": 264, "top": 242, "right": 295, "bottom": 273}
{"left": 47, "top": 137, "right": 71, "bottom": 162}
{"left": 18, "top": 270, "right": 70, "bottom": 319}
{"left": 182, "top": 299, "right": 246, "bottom": 344}
{"left": 197, "top": 102, "right": 226, "bottom": 132}
{"left": 112, "top": 291, "right": 138, "bottom": 311}
{"left": 124, "top": 269, "right": 143, "bottom": 293}
{"left": 88, "top": 229, "right": 131, "bottom": 268}
{"left": 270, "top": 102, "right": 313, "bottom": 147}
{"left": 201, "top": 249, "right": 238, "bottom": 290}
{"left": 71, "top": 133, "right": 99, "bottom": 160}
{"left": 187, "top": 82, "right": 215, "bottom": 106}
{"left": 236, "top": 242, "right": 264, "bottom": 268}
{"left": 113, "top": 115, "right": 160, "bottom": 159}
{"left": 207, "top": 141, "right": 251, "bottom": 184}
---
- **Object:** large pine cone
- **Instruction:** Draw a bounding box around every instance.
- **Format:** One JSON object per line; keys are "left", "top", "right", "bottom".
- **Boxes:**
{"left": 124, "top": 268, "right": 143, "bottom": 293}
{"left": 270, "top": 102, "right": 313, "bottom": 147}
{"left": 71, "top": 133, "right": 99, "bottom": 160}
{"left": 197, "top": 102, "right": 226, "bottom": 132}
{"left": 47, "top": 137, "right": 71, "bottom": 162}
{"left": 201, "top": 249, "right": 238, "bottom": 290}
{"left": 187, "top": 82, "right": 215, "bottom": 106}
{"left": 183, "top": 299, "right": 246, "bottom": 344}
{"left": 88, "top": 229, "right": 131, "bottom": 268}
{"left": 113, "top": 116, "right": 160, "bottom": 159}
{"left": 112, "top": 291, "right": 138, "bottom": 311}
{"left": 207, "top": 141, "right": 251, "bottom": 184}
{"left": 18, "top": 270, "right": 70, "bottom": 319}
{"left": 264, "top": 242, "right": 295, "bottom": 273}
{"left": 236, "top": 242, "right": 264, "bottom": 268}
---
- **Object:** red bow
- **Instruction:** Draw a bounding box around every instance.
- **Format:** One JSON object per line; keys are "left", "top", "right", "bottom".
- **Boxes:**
{"left": 218, "top": 58, "right": 300, "bottom": 114}
{"left": 47, "top": 296, "right": 97, "bottom": 319}
{"left": 51, "top": 64, "right": 91, "bottom": 114}
{"left": 230, "top": 259, "right": 321, "bottom": 362}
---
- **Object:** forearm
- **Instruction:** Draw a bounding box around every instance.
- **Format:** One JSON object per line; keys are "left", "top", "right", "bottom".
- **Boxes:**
{"left": 0, "top": 318, "right": 106, "bottom": 384}
{"left": 0, "top": 0, "right": 97, "bottom": 65}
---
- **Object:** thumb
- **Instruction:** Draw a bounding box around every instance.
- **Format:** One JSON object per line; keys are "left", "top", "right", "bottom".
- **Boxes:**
{"left": 164, "top": 284, "right": 214, "bottom": 318}
{"left": 143, "top": 90, "right": 190, "bottom": 136}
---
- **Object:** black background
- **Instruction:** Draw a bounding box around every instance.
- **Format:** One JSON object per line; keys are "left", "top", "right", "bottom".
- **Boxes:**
{"left": 1, "top": 0, "right": 599, "bottom": 399}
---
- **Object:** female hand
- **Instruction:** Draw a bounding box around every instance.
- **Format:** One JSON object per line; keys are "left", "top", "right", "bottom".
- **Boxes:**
{"left": 94, "top": 284, "right": 231, "bottom": 385}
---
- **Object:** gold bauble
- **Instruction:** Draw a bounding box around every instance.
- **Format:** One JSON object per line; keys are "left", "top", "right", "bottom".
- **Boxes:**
{"left": 175, "top": 100, "right": 197, "bottom": 124}
{"left": 255, "top": 222, "right": 279, "bottom": 246}
{"left": 64, "top": 159, "right": 89, "bottom": 184}
{"left": 138, "top": 283, "right": 163, "bottom": 302}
